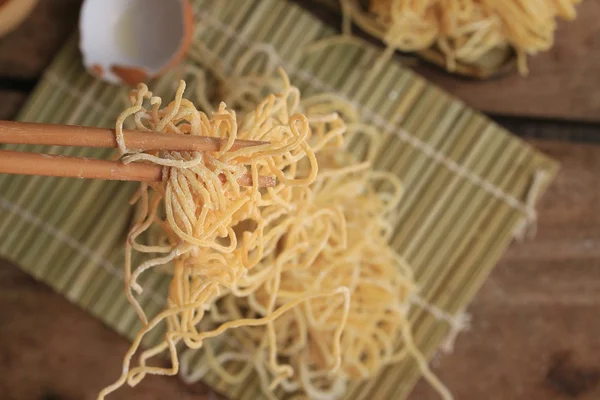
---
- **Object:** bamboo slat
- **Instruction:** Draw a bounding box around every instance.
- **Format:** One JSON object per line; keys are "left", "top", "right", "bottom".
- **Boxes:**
{"left": 0, "top": 0, "right": 558, "bottom": 399}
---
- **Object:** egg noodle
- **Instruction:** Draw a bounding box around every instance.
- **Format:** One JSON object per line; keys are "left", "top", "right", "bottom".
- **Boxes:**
{"left": 99, "top": 46, "right": 466, "bottom": 399}
{"left": 182, "top": 44, "right": 467, "bottom": 398}
{"left": 182, "top": 151, "right": 455, "bottom": 399}
{"left": 335, "top": 0, "right": 581, "bottom": 74}
{"left": 99, "top": 70, "right": 338, "bottom": 398}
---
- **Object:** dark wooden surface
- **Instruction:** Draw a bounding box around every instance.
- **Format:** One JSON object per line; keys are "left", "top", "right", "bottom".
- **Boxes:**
{"left": 0, "top": 1, "right": 599, "bottom": 399}
{"left": 0, "top": 260, "right": 214, "bottom": 400}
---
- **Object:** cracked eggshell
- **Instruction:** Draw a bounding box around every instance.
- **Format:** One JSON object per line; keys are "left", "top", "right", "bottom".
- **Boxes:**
{"left": 79, "top": 0, "right": 193, "bottom": 85}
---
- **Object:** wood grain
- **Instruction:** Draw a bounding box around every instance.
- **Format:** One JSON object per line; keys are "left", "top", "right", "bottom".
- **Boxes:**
{"left": 0, "top": 91, "right": 27, "bottom": 121}
{"left": 1, "top": 139, "right": 598, "bottom": 399}
{"left": 0, "top": 0, "right": 81, "bottom": 127}
{"left": 0, "top": 0, "right": 80, "bottom": 77}
{"left": 0, "top": 258, "right": 220, "bottom": 400}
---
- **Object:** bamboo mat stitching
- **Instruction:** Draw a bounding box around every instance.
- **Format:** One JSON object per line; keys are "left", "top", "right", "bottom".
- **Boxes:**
{"left": 25, "top": 43, "right": 540, "bottom": 289}
{"left": 1, "top": 2, "right": 543, "bottom": 318}
{"left": 0, "top": 192, "right": 165, "bottom": 307}
{"left": 5, "top": 63, "right": 483, "bottom": 314}
{"left": 195, "top": 10, "right": 536, "bottom": 219}
{"left": 44, "top": 72, "right": 110, "bottom": 115}
{"left": 25, "top": 11, "right": 538, "bottom": 223}
{"left": 0, "top": 0, "right": 555, "bottom": 397}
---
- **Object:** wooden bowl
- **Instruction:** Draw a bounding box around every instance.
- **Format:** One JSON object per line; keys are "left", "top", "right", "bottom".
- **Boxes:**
{"left": 312, "top": 0, "right": 518, "bottom": 80}
{"left": 0, "top": 0, "right": 40, "bottom": 39}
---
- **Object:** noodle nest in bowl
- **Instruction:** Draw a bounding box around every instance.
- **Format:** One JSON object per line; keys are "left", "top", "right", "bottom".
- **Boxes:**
{"left": 336, "top": 0, "right": 581, "bottom": 75}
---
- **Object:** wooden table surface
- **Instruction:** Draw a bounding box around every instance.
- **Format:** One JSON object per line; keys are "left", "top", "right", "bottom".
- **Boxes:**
{"left": 1, "top": 1, "right": 599, "bottom": 399}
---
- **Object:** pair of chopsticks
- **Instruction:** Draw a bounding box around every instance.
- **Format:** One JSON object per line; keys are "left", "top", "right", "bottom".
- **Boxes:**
{"left": 0, "top": 121, "right": 275, "bottom": 188}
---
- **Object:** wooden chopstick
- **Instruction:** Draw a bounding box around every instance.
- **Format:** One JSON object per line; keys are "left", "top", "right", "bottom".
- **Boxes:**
{"left": 0, "top": 121, "right": 269, "bottom": 152}
{"left": 0, "top": 150, "right": 276, "bottom": 187}
{"left": 0, "top": 121, "right": 276, "bottom": 188}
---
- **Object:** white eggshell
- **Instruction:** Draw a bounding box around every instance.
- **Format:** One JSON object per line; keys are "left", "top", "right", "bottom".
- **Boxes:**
{"left": 79, "top": 0, "right": 193, "bottom": 85}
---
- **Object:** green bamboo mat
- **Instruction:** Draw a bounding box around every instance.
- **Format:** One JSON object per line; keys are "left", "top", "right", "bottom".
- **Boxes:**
{"left": 0, "top": 0, "right": 558, "bottom": 398}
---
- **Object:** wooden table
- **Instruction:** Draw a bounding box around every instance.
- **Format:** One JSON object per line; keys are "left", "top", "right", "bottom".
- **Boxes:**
{"left": 1, "top": 1, "right": 599, "bottom": 399}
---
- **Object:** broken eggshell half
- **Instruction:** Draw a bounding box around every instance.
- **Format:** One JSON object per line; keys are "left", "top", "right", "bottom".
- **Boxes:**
{"left": 79, "top": 0, "right": 193, "bottom": 85}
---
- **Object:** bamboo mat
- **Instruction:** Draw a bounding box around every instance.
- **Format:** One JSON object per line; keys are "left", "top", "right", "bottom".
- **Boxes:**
{"left": 0, "top": 0, "right": 558, "bottom": 398}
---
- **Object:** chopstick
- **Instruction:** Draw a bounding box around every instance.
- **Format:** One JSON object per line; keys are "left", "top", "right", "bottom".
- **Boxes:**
{"left": 0, "top": 121, "right": 276, "bottom": 188}
{"left": 0, "top": 150, "right": 276, "bottom": 187}
{"left": 0, "top": 121, "right": 268, "bottom": 152}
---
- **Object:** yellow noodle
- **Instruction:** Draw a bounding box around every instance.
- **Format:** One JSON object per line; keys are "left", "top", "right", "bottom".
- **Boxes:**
{"left": 102, "top": 44, "right": 467, "bottom": 400}
{"left": 98, "top": 70, "right": 353, "bottom": 399}
{"left": 176, "top": 46, "right": 466, "bottom": 399}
